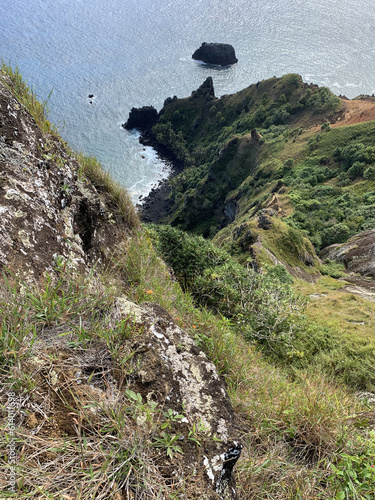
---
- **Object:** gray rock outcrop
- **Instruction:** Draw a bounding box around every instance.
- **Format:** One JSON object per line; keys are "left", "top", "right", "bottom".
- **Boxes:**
{"left": 192, "top": 42, "right": 238, "bottom": 66}
{"left": 0, "top": 75, "right": 130, "bottom": 279}
{"left": 320, "top": 229, "right": 375, "bottom": 278}
{"left": 112, "top": 298, "right": 242, "bottom": 499}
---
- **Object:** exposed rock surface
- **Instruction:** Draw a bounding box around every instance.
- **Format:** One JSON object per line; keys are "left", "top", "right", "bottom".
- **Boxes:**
{"left": 123, "top": 105, "right": 158, "bottom": 130}
{"left": 320, "top": 229, "right": 375, "bottom": 278}
{"left": 0, "top": 74, "right": 129, "bottom": 279}
{"left": 111, "top": 298, "right": 242, "bottom": 498}
{"left": 192, "top": 43, "right": 238, "bottom": 66}
{"left": 191, "top": 76, "right": 216, "bottom": 101}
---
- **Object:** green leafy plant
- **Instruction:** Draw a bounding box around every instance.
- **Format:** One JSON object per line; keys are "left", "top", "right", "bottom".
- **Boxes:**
{"left": 320, "top": 260, "right": 347, "bottom": 279}
{"left": 328, "top": 432, "right": 375, "bottom": 499}
{"left": 160, "top": 408, "right": 185, "bottom": 430}
{"left": 152, "top": 432, "right": 184, "bottom": 459}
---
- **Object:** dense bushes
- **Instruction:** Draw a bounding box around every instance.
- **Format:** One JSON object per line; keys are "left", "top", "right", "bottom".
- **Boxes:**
{"left": 283, "top": 141, "right": 375, "bottom": 249}
{"left": 146, "top": 224, "right": 302, "bottom": 348}
{"left": 146, "top": 224, "right": 375, "bottom": 390}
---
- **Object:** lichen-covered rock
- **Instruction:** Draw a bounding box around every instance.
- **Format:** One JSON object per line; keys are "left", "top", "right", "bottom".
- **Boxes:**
{"left": 111, "top": 297, "right": 242, "bottom": 499}
{"left": 0, "top": 75, "right": 128, "bottom": 279}
{"left": 192, "top": 42, "right": 238, "bottom": 66}
{"left": 320, "top": 229, "right": 375, "bottom": 278}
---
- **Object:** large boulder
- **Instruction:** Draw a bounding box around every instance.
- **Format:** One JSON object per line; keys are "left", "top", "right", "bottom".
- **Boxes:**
{"left": 110, "top": 298, "right": 242, "bottom": 499}
{"left": 123, "top": 105, "right": 158, "bottom": 130}
{"left": 192, "top": 42, "right": 238, "bottom": 66}
{"left": 320, "top": 229, "right": 375, "bottom": 278}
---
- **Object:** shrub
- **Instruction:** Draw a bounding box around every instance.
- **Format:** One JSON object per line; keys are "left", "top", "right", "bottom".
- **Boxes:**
{"left": 148, "top": 225, "right": 305, "bottom": 349}
{"left": 328, "top": 431, "right": 375, "bottom": 499}
{"left": 347, "top": 161, "right": 365, "bottom": 180}
{"left": 320, "top": 260, "right": 346, "bottom": 279}
{"left": 364, "top": 165, "right": 375, "bottom": 180}
{"left": 305, "top": 87, "right": 341, "bottom": 113}
{"left": 321, "top": 223, "right": 350, "bottom": 248}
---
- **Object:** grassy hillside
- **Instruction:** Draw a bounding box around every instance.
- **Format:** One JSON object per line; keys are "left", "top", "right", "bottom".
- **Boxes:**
{"left": 146, "top": 74, "right": 342, "bottom": 236}
{"left": 1, "top": 64, "right": 375, "bottom": 499}
{"left": 144, "top": 74, "right": 375, "bottom": 275}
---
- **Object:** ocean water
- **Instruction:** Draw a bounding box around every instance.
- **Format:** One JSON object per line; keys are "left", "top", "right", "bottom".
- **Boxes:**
{"left": 2, "top": 0, "right": 375, "bottom": 202}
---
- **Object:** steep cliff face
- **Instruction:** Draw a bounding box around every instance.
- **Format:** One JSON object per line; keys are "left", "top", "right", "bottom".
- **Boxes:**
{"left": 0, "top": 75, "right": 129, "bottom": 279}
{"left": 0, "top": 71, "right": 241, "bottom": 499}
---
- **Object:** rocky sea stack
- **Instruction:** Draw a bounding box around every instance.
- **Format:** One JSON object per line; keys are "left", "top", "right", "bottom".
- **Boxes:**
{"left": 123, "top": 105, "right": 158, "bottom": 130}
{"left": 192, "top": 42, "right": 238, "bottom": 66}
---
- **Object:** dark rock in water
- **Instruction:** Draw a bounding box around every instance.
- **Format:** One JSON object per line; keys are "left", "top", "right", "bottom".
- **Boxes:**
{"left": 123, "top": 106, "right": 158, "bottom": 130}
{"left": 191, "top": 76, "right": 216, "bottom": 101}
{"left": 192, "top": 42, "right": 238, "bottom": 66}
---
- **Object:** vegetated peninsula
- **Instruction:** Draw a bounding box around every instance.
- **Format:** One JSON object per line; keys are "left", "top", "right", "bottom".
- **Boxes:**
{"left": 2, "top": 62, "right": 375, "bottom": 499}
{"left": 131, "top": 74, "right": 375, "bottom": 279}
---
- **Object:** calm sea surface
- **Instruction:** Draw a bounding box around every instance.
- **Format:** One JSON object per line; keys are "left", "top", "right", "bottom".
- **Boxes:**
{"left": 2, "top": 0, "right": 375, "bottom": 201}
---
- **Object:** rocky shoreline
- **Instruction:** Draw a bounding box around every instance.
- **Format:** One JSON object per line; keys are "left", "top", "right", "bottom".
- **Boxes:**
{"left": 136, "top": 130, "right": 184, "bottom": 224}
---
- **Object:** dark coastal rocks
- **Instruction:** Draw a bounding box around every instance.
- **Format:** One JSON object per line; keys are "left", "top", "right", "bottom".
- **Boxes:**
{"left": 320, "top": 229, "right": 375, "bottom": 278}
{"left": 164, "top": 95, "right": 178, "bottom": 106}
{"left": 123, "top": 105, "right": 158, "bottom": 130}
{"left": 192, "top": 42, "right": 238, "bottom": 66}
{"left": 191, "top": 76, "right": 216, "bottom": 100}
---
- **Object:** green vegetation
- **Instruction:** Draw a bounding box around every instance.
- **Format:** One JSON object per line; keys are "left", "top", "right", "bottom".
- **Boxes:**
{"left": 146, "top": 224, "right": 375, "bottom": 392}
{"left": 148, "top": 74, "right": 342, "bottom": 235}
{"left": 1, "top": 65, "right": 375, "bottom": 499}
{"left": 3, "top": 236, "right": 374, "bottom": 499}
{"left": 147, "top": 224, "right": 303, "bottom": 348}
{"left": 77, "top": 153, "right": 140, "bottom": 229}
{"left": 110, "top": 227, "right": 375, "bottom": 499}
{"left": 320, "top": 260, "right": 347, "bottom": 278}
{"left": 285, "top": 132, "right": 375, "bottom": 250}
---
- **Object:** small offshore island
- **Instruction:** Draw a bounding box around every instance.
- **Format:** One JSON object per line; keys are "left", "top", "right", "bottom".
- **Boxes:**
{"left": 192, "top": 42, "right": 238, "bottom": 66}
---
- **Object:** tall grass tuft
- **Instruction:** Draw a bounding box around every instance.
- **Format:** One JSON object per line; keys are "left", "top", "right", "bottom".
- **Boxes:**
{"left": 1, "top": 61, "right": 57, "bottom": 135}
{"left": 77, "top": 153, "right": 140, "bottom": 230}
